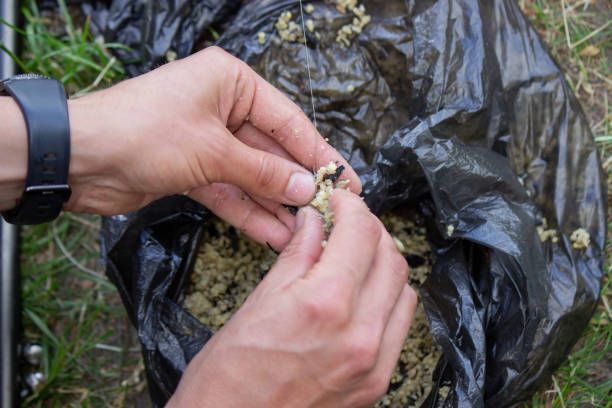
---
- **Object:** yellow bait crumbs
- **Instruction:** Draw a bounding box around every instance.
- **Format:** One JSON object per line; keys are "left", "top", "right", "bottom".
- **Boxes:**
{"left": 183, "top": 219, "right": 276, "bottom": 331}
{"left": 537, "top": 218, "right": 559, "bottom": 244}
{"left": 570, "top": 228, "right": 590, "bottom": 250}
{"left": 257, "top": 32, "right": 267, "bottom": 45}
{"left": 305, "top": 18, "right": 315, "bottom": 32}
{"left": 273, "top": 2, "right": 369, "bottom": 46}
{"left": 165, "top": 49, "right": 177, "bottom": 62}
{"left": 335, "top": 0, "right": 358, "bottom": 14}
{"left": 381, "top": 214, "right": 432, "bottom": 286}
{"left": 309, "top": 162, "right": 350, "bottom": 235}
{"left": 335, "top": 1, "right": 371, "bottom": 47}
{"left": 184, "top": 213, "right": 442, "bottom": 407}
{"left": 275, "top": 10, "right": 304, "bottom": 43}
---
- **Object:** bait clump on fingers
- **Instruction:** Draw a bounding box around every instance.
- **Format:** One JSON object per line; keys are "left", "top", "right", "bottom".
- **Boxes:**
{"left": 309, "top": 162, "right": 350, "bottom": 244}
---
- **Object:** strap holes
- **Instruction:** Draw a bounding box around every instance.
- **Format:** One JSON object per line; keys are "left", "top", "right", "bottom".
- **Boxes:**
{"left": 38, "top": 203, "right": 51, "bottom": 209}
{"left": 43, "top": 167, "right": 56, "bottom": 174}
{"left": 44, "top": 153, "right": 57, "bottom": 160}
{"left": 42, "top": 179, "right": 54, "bottom": 184}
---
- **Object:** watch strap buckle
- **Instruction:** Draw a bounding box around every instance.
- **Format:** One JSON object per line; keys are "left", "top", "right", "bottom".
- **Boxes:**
{"left": 24, "top": 184, "right": 72, "bottom": 201}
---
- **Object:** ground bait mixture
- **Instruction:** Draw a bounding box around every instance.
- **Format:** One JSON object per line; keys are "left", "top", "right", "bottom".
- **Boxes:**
{"left": 183, "top": 219, "right": 277, "bottom": 331}
{"left": 183, "top": 213, "right": 442, "bottom": 406}
{"left": 310, "top": 162, "right": 350, "bottom": 236}
{"left": 269, "top": 1, "right": 371, "bottom": 46}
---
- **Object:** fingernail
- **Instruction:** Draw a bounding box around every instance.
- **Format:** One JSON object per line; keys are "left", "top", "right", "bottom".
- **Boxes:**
{"left": 285, "top": 172, "right": 315, "bottom": 204}
{"left": 295, "top": 207, "right": 307, "bottom": 230}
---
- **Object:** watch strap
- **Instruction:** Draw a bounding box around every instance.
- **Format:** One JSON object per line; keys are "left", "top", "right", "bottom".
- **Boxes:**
{"left": 1, "top": 75, "right": 71, "bottom": 225}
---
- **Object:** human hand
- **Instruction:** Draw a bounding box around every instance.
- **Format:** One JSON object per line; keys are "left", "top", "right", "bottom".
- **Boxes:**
{"left": 66, "top": 46, "right": 360, "bottom": 249}
{"left": 167, "top": 190, "right": 417, "bottom": 408}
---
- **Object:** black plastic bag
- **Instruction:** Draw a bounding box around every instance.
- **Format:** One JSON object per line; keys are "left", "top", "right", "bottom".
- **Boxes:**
{"left": 80, "top": 0, "right": 243, "bottom": 76}
{"left": 101, "top": 0, "right": 606, "bottom": 406}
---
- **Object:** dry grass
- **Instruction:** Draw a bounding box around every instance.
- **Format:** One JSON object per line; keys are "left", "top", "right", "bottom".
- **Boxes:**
{"left": 520, "top": 0, "right": 611, "bottom": 406}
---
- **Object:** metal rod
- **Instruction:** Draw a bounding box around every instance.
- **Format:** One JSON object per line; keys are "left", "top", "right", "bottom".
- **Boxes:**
{"left": 1, "top": 0, "right": 18, "bottom": 78}
{"left": 1, "top": 222, "right": 19, "bottom": 408}
{"left": 1, "top": 0, "right": 21, "bottom": 406}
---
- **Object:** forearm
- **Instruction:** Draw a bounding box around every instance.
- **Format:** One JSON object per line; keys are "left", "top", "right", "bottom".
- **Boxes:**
{"left": 0, "top": 96, "right": 28, "bottom": 211}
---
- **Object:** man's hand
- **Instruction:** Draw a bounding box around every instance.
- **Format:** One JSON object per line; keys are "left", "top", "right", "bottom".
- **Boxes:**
{"left": 66, "top": 47, "right": 360, "bottom": 249}
{"left": 167, "top": 190, "right": 417, "bottom": 408}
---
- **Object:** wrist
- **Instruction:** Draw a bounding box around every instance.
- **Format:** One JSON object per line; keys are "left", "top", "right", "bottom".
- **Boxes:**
{"left": 0, "top": 96, "right": 28, "bottom": 211}
{"left": 0, "top": 95, "right": 108, "bottom": 213}
{"left": 67, "top": 98, "right": 108, "bottom": 181}
{"left": 65, "top": 96, "right": 121, "bottom": 213}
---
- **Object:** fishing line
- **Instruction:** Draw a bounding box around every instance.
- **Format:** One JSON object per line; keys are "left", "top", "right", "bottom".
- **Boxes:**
{"left": 298, "top": 0, "right": 318, "bottom": 129}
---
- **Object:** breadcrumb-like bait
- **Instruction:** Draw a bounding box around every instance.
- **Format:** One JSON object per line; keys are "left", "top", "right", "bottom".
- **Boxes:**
{"left": 309, "top": 162, "right": 350, "bottom": 235}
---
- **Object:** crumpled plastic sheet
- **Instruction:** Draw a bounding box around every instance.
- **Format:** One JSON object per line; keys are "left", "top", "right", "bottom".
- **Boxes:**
{"left": 80, "top": 0, "right": 242, "bottom": 76}
{"left": 99, "top": 0, "right": 606, "bottom": 406}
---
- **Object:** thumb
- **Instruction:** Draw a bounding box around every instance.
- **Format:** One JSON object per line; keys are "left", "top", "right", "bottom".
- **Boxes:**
{"left": 216, "top": 136, "right": 316, "bottom": 206}
{"left": 256, "top": 206, "right": 324, "bottom": 294}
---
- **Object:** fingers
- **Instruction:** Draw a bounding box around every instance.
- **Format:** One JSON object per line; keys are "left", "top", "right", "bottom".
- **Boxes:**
{"left": 371, "top": 285, "right": 417, "bottom": 390}
{"left": 246, "top": 75, "right": 362, "bottom": 194}
{"left": 345, "top": 284, "right": 418, "bottom": 407}
{"left": 188, "top": 183, "right": 293, "bottom": 250}
{"left": 299, "top": 188, "right": 413, "bottom": 407}
{"left": 212, "top": 131, "right": 316, "bottom": 206}
{"left": 248, "top": 195, "right": 297, "bottom": 233}
{"left": 233, "top": 121, "right": 308, "bottom": 231}
{"left": 310, "top": 189, "right": 382, "bottom": 290}
{"left": 355, "top": 231, "right": 410, "bottom": 331}
{"left": 256, "top": 207, "right": 325, "bottom": 294}
{"left": 199, "top": 46, "right": 361, "bottom": 194}
{"left": 234, "top": 121, "right": 295, "bottom": 163}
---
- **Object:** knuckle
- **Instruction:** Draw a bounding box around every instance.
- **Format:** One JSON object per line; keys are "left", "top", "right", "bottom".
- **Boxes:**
{"left": 389, "top": 252, "right": 409, "bottom": 283}
{"left": 211, "top": 187, "right": 232, "bottom": 211}
{"left": 276, "top": 240, "right": 312, "bottom": 267}
{"left": 355, "top": 213, "right": 382, "bottom": 239}
{"left": 301, "top": 285, "right": 351, "bottom": 325}
{"left": 404, "top": 284, "right": 418, "bottom": 306}
{"left": 238, "top": 205, "right": 257, "bottom": 233}
{"left": 364, "top": 374, "right": 391, "bottom": 403}
{"left": 328, "top": 301, "right": 351, "bottom": 325}
{"left": 299, "top": 297, "right": 327, "bottom": 323}
{"left": 321, "top": 283, "right": 352, "bottom": 323}
{"left": 345, "top": 333, "right": 380, "bottom": 374}
{"left": 255, "top": 155, "right": 278, "bottom": 189}
{"left": 203, "top": 45, "right": 229, "bottom": 60}
{"left": 325, "top": 300, "right": 351, "bottom": 325}
{"left": 298, "top": 293, "right": 325, "bottom": 320}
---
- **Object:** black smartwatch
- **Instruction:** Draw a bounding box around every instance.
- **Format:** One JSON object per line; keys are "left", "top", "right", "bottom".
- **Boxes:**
{"left": 1, "top": 74, "right": 71, "bottom": 225}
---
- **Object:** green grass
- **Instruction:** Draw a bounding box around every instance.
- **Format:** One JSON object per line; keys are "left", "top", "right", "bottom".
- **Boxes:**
{"left": 525, "top": 280, "right": 612, "bottom": 407}
{"left": 19, "top": 216, "right": 145, "bottom": 407}
{"left": 521, "top": 0, "right": 611, "bottom": 140}
{"left": 1, "top": 0, "right": 127, "bottom": 96}
{"left": 1, "top": 0, "right": 610, "bottom": 406}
